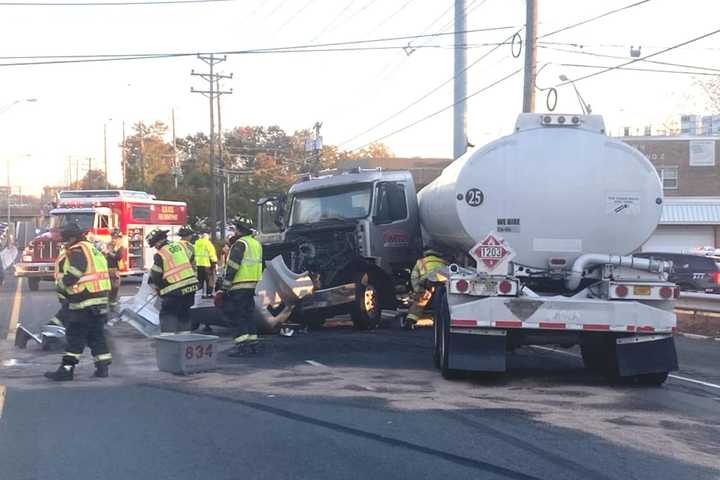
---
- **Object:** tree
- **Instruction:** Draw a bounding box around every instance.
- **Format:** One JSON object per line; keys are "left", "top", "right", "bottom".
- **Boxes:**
{"left": 697, "top": 76, "right": 720, "bottom": 113}
{"left": 69, "top": 169, "right": 113, "bottom": 190}
{"left": 123, "top": 121, "right": 174, "bottom": 191}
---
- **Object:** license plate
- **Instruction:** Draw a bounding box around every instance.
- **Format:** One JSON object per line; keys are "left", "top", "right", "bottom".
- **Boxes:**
{"left": 633, "top": 286, "right": 651, "bottom": 296}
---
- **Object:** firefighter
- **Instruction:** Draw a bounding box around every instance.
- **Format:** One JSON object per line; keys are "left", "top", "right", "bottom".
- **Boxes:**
{"left": 44, "top": 222, "right": 112, "bottom": 381}
{"left": 194, "top": 230, "right": 218, "bottom": 299}
{"left": 147, "top": 228, "right": 199, "bottom": 334}
{"left": 221, "top": 218, "right": 263, "bottom": 356}
{"left": 48, "top": 246, "right": 69, "bottom": 328}
{"left": 104, "top": 228, "right": 126, "bottom": 314}
{"left": 404, "top": 248, "right": 449, "bottom": 330}
{"left": 177, "top": 226, "right": 196, "bottom": 271}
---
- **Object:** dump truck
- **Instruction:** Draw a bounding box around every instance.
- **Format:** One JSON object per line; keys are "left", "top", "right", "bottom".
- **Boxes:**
{"left": 421, "top": 113, "right": 678, "bottom": 384}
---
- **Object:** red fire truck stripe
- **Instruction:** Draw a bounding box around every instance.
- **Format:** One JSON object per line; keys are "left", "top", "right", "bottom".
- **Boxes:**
{"left": 538, "top": 322, "right": 565, "bottom": 329}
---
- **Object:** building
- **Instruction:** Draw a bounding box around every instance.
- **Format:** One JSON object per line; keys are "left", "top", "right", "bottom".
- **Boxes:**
{"left": 621, "top": 136, "right": 720, "bottom": 252}
{"left": 337, "top": 157, "right": 452, "bottom": 189}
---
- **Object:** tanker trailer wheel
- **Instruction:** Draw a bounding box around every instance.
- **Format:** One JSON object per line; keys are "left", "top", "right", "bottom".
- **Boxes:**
{"left": 580, "top": 335, "right": 609, "bottom": 371}
{"left": 437, "top": 288, "right": 460, "bottom": 379}
{"left": 28, "top": 278, "right": 40, "bottom": 291}
{"left": 351, "top": 273, "right": 381, "bottom": 330}
{"left": 432, "top": 286, "right": 447, "bottom": 369}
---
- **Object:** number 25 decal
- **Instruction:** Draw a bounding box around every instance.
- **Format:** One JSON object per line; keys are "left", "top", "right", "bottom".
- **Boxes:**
{"left": 465, "top": 188, "right": 484, "bottom": 207}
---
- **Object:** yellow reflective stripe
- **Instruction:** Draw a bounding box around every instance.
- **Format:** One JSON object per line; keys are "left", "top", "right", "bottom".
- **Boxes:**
{"left": 227, "top": 259, "right": 240, "bottom": 269}
{"left": 66, "top": 266, "right": 83, "bottom": 277}
{"left": 64, "top": 352, "right": 81, "bottom": 358}
{"left": 49, "top": 317, "right": 62, "bottom": 326}
{"left": 163, "top": 262, "right": 193, "bottom": 278}
{"left": 69, "top": 297, "right": 109, "bottom": 310}
{"left": 160, "top": 276, "right": 198, "bottom": 295}
{"left": 79, "top": 272, "right": 110, "bottom": 283}
{"left": 94, "top": 353, "right": 112, "bottom": 361}
{"left": 234, "top": 334, "right": 250, "bottom": 344}
{"left": 229, "top": 281, "right": 257, "bottom": 290}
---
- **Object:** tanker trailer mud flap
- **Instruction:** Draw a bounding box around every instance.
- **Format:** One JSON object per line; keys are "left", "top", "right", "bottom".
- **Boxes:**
{"left": 615, "top": 334, "right": 678, "bottom": 377}
{"left": 448, "top": 328, "right": 507, "bottom": 372}
{"left": 437, "top": 289, "right": 507, "bottom": 373}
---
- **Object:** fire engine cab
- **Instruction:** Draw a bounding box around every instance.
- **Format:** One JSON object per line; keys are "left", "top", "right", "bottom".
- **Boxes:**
{"left": 15, "top": 190, "right": 187, "bottom": 291}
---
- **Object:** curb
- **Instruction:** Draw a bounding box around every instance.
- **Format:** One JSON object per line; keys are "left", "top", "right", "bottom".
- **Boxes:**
{"left": 677, "top": 331, "right": 720, "bottom": 341}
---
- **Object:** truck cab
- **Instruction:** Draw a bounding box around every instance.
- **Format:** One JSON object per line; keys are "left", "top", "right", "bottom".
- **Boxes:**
{"left": 15, "top": 207, "right": 117, "bottom": 291}
{"left": 256, "top": 168, "right": 421, "bottom": 329}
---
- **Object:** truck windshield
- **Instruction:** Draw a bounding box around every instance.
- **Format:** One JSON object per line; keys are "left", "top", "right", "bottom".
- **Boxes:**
{"left": 50, "top": 212, "right": 95, "bottom": 231}
{"left": 290, "top": 184, "right": 372, "bottom": 225}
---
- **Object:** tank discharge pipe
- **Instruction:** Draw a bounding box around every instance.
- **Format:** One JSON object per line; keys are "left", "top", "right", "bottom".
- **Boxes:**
{"left": 565, "top": 254, "right": 672, "bottom": 290}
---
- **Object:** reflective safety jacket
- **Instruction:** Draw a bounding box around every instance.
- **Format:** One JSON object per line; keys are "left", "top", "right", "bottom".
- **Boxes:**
{"left": 151, "top": 241, "right": 199, "bottom": 296}
{"left": 224, "top": 235, "right": 263, "bottom": 290}
{"left": 62, "top": 241, "right": 111, "bottom": 310}
{"left": 179, "top": 239, "right": 196, "bottom": 270}
{"left": 410, "top": 255, "right": 448, "bottom": 292}
{"left": 55, "top": 249, "right": 68, "bottom": 302}
{"left": 194, "top": 236, "right": 217, "bottom": 268}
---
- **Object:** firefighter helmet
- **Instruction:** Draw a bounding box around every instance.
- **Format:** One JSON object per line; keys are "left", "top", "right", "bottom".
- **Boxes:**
{"left": 178, "top": 225, "right": 194, "bottom": 238}
{"left": 110, "top": 228, "right": 122, "bottom": 238}
{"left": 145, "top": 229, "right": 169, "bottom": 247}
{"left": 423, "top": 247, "right": 443, "bottom": 258}
{"left": 232, "top": 216, "right": 253, "bottom": 234}
{"left": 59, "top": 222, "right": 87, "bottom": 242}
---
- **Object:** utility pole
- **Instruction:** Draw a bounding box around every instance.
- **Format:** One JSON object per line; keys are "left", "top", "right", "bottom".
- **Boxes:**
{"left": 172, "top": 108, "right": 179, "bottom": 189}
{"left": 139, "top": 123, "right": 146, "bottom": 190}
{"left": 453, "top": 0, "right": 468, "bottom": 160}
{"left": 103, "top": 122, "right": 109, "bottom": 189}
{"left": 191, "top": 54, "right": 232, "bottom": 242}
{"left": 122, "top": 121, "right": 127, "bottom": 189}
{"left": 216, "top": 77, "right": 226, "bottom": 238}
{"left": 522, "top": 0, "right": 538, "bottom": 113}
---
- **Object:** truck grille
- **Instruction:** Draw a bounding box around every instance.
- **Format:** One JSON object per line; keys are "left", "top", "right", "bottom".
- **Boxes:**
{"left": 34, "top": 240, "right": 58, "bottom": 261}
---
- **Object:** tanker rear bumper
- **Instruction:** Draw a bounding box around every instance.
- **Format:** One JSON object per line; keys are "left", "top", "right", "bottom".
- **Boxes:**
{"left": 443, "top": 293, "right": 678, "bottom": 378}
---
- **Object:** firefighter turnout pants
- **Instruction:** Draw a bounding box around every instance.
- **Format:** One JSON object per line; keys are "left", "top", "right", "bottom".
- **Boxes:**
{"left": 159, "top": 294, "right": 195, "bottom": 333}
{"left": 407, "top": 286, "right": 435, "bottom": 323}
{"left": 197, "top": 266, "right": 214, "bottom": 296}
{"left": 109, "top": 269, "right": 121, "bottom": 311}
{"left": 223, "top": 289, "right": 256, "bottom": 343}
{"left": 62, "top": 308, "right": 112, "bottom": 367}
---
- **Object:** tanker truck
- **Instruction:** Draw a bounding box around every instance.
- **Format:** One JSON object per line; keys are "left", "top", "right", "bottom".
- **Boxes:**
{"left": 422, "top": 113, "right": 677, "bottom": 384}
{"left": 253, "top": 112, "right": 678, "bottom": 384}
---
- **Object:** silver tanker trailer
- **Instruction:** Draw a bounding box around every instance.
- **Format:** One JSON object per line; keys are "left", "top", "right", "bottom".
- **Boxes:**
{"left": 421, "top": 113, "right": 678, "bottom": 384}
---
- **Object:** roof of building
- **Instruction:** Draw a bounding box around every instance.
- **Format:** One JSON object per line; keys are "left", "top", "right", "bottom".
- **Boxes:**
{"left": 660, "top": 197, "right": 720, "bottom": 224}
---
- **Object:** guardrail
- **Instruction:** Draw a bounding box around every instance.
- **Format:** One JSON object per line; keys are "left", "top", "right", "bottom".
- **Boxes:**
{"left": 676, "top": 292, "right": 720, "bottom": 314}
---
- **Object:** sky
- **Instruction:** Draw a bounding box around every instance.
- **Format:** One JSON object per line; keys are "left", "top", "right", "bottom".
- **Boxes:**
{"left": 0, "top": 0, "right": 719, "bottom": 195}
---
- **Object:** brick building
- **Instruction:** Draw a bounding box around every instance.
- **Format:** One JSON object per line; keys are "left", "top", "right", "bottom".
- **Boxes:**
{"left": 621, "top": 136, "right": 720, "bottom": 252}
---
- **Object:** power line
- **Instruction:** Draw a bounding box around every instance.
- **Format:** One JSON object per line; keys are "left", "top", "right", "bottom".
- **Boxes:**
{"left": 340, "top": 29, "right": 520, "bottom": 147}
{"left": 275, "top": 0, "right": 316, "bottom": 32}
{"left": 554, "top": 27, "right": 720, "bottom": 87}
{"left": 540, "top": 0, "right": 653, "bottom": 38}
{"left": 310, "top": 0, "right": 355, "bottom": 42}
{"left": 0, "top": 26, "right": 519, "bottom": 67}
{"left": 539, "top": 45, "right": 720, "bottom": 73}
{"left": 351, "top": 67, "right": 522, "bottom": 152}
{"left": 366, "top": 0, "right": 418, "bottom": 35}
{"left": 0, "top": 0, "right": 233, "bottom": 4}
{"left": 558, "top": 63, "right": 720, "bottom": 77}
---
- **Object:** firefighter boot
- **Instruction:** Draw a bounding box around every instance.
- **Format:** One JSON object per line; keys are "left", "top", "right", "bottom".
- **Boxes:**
{"left": 44, "top": 365, "right": 74, "bottom": 381}
{"left": 93, "top": 363, "right": 110, "bottom": 378}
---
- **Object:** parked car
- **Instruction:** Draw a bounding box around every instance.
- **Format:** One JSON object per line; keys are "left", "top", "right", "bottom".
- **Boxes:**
{"left": 635, "top": 252, "right": 720, "bottom": 293}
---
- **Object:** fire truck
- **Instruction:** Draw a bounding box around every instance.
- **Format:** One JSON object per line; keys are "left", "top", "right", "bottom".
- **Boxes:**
{"left": 15, "top": 190, "right": 187, "bottom": 291}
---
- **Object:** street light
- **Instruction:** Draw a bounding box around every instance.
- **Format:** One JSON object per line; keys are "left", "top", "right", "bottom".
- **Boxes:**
{"left": 559, "top": 74, "right": 592, "bottom": 115}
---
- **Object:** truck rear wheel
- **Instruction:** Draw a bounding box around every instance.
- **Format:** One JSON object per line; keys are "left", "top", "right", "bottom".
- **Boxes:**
{"left": 436, "top": 288, "right": 460, "bottom": 379}
{"left": 432, "top": 286, "right": 446, "bottom": 369}
{"left": 28, "top": 278, "right": 40, "bottom": 291}
{"left": 351, "top": 274, "right": 381, "bottom": 330}
{"left": 580, "top": 337, "right": 609, "bottom": 371}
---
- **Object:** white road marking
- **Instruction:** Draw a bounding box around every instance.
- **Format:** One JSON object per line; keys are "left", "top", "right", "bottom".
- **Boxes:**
{"left": 6, "top": 278, "right": 23, "bottom": 340}
{"left": 305, "top": 360, "right": 327, "bottom": 368}
{"left": 0, "top": 385, "right": 5, "bottom": 420}
{"left": 530, "top": 345, "right": 720, "bottom": 391}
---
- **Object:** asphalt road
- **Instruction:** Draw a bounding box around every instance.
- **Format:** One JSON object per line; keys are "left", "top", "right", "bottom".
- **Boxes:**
{"left": 0, "top": 276, "right": 719, "bottom": 480}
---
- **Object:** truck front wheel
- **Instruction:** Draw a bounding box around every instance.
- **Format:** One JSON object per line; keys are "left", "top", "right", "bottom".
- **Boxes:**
{"left": 28, "top": 278, "right": 40, "bottom": 291}
{"left": 350, "top": 274, "right": 381, "bottom": 330}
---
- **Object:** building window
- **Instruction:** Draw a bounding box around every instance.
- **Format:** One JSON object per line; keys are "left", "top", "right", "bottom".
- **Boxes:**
{"left": 658, "top": 167, "right": 678, "bottom": 190}
{"left": 132, "top": 206, "right": 151, "bottom": 220}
